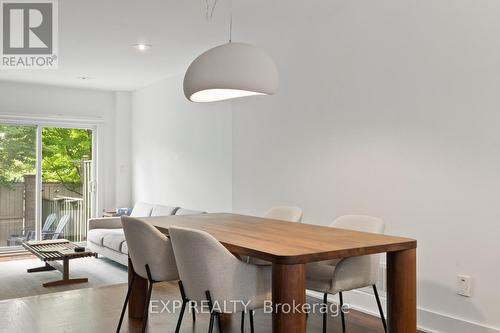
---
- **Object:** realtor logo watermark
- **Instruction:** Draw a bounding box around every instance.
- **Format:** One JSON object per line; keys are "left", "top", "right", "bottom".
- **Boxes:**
{"left": 1, "top": 0, "right": 58, "bottom": 69}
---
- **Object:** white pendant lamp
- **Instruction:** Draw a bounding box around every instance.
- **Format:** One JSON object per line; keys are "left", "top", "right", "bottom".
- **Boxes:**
{"left": 184, "top": 42, "right": 279, "bottom": 103}
{"left": 183, "top": 2, "right": 279, "bottom": 103}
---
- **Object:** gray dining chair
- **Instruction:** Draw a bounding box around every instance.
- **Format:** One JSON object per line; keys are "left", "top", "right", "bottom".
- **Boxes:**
{"left": 306, "top": 215, "right": 387, "bottom": 333}
{"left": 117, "top": 216, "right": 194, "bottom": 333}
{"left": 169, "top": 226, "right": 272, "bottom": 333}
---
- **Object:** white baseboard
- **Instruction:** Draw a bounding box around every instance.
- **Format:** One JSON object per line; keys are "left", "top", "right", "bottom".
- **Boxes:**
{"left": 306, "top": 289, "right": 500, "bottom": 333}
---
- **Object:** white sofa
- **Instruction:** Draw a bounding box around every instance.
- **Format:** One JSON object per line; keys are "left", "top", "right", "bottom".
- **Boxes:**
{"left": 87, "top": 202, "right": 205, "bottom": 266}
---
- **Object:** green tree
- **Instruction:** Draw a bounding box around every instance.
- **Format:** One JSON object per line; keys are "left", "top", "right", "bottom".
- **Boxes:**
{"left": 0, "top": 125, "right": 92, "bottom": 195}
{"left": 41, "top": 127, "right": 92, "bottom": 195}
{"left": 0, "top": 125, "right": 37, "bottom": 184}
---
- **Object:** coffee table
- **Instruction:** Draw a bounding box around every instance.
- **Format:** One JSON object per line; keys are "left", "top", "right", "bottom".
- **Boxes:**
{"left": 22, "top": 239, "right": 97, "bottom": 287}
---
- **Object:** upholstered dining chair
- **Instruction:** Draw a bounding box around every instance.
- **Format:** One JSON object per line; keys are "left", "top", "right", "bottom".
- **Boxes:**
{"left": 247, "top": 206, "right": 303, "bottom": 266}
{"left": 117, "top": 216, "right": 194, "bottom": 333}
{"left": 264, "top": 206, "right": 303, "bottom": 222}
{"left": 306, "top": 215, "right": 387, "bottom": 333}
{"left": 169, "top": 226, "right": 272, "bottom": 333}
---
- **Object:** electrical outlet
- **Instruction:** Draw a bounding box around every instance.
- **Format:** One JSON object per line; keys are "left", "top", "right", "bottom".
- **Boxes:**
{"left": 456, "top": 274, "right": 472, "bottom": 297}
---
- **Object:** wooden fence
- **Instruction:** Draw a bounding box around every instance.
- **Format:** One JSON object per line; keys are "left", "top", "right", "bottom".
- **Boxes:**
{"left": 0, "top": 160, "right": 93, "bottom": 246}
{"left": 0, "top": 183, "right": 25, "bottom": 247}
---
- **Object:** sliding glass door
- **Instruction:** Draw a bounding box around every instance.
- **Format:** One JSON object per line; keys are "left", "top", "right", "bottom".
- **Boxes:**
{"left": 0, "top": 123, "right": 96, "bottom": 251}
{"left": 41, "top": 127, "right": 94, "bottom": 242}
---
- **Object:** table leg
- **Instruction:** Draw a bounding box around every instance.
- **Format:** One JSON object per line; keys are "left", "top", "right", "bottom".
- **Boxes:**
{"left": 387, "top": 248, "right": 417, "bottom": 332}
{"left": 40, "top": 259, "right": 88, "bottom": 287}
{"left": 128, "top": 256, "right": 148, "bottom": 319}
{"left": 272, "top": 263, "right": 307, "bottom": 333}
{"left": 42, "top": 277, "right": 88, "bottom": 287}
{"left": 27, "top": 262, "right": 56, "bottom": 273}
{"left": 63, "top": 257, "right": 69, "bottom": 280}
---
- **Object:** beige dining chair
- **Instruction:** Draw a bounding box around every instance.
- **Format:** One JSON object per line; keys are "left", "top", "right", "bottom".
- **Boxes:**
{"left": 117, "top": 216, "right": 194, "bottom": 333}
{"left": 247, "top": 206, "right": 303, "bottom": 266}
{"left": 264, "top": 206, "right": 303, "bottom": 222}
{"left": 306, "top": 215, "right": 387, "bottom": 333}
{"left": 169, "top": 226, "right": 272, "bottom": 333}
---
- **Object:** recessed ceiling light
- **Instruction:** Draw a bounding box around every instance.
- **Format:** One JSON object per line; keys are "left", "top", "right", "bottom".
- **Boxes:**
{"left": 132, "top": 43, "right": 152, "bottom": 51}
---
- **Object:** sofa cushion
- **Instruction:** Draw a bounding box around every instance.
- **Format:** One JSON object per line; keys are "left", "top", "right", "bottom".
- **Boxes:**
{"left": 88, "top": 229, "right": 111, "bottom": 246}
{"left": 130, "top": 202, "right": 154, "bottom": 217}
{"left": 102, "top": 229, "right": 127, "bottom": 252}
{"left": 175, "top": 208, "right": 206, "bottom": 215}
{"left": 151, "top": 204, "right": 178, "bottom": 217}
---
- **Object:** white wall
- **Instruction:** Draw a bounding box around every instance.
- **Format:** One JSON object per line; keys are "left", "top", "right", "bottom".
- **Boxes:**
{"left": 230, "top": 0, "right": 500, "bottom": 331}
{"left": 123, "top": 0, "right": 500, "bottom": 330}
{"left": 114, "top": 92, "right": 132, "bottom": 208}
{"left": 0, "top": 80, "right": 131, "bottom": 213}
{"left": 131, "top": 74, "right": 232, "bottom": 212}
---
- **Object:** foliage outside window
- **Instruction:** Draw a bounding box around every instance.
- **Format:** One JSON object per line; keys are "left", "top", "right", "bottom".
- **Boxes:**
{"left": 0, "top": 125, "right": 92, "bottom": 195}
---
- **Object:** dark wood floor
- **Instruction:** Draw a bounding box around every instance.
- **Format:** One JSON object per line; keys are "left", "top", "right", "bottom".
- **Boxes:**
{"left": 0, "top": 281, "right": 413, "bottom": 333}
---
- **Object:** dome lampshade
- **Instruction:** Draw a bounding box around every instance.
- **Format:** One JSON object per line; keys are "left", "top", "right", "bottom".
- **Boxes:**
{"left": 183, "top": 42, "right": 279, "bottom": 103}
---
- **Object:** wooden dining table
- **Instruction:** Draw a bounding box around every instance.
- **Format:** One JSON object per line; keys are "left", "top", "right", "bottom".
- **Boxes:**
{"left": 129, "top": 213, "right": 417, "bottom": 333}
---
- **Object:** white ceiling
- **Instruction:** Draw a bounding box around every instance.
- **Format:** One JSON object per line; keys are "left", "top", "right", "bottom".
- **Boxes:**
{"left": 0, "top": 0, "right": 234, "bottom": 91}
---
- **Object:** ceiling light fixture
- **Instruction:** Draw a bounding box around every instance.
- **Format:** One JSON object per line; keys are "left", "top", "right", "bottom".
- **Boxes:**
{"left": 77, "top": 76, "right": 90, "bottom": 80}
{"left": 183, "top": 1, "right": 278, "bottom": 103}
{"left": 132, "top": 43, "right": 152, "bottom": 52}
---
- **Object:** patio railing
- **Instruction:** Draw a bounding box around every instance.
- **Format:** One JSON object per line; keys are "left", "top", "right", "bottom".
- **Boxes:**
{"left": 42, "top": 196, "right": 89, "bottom": 242}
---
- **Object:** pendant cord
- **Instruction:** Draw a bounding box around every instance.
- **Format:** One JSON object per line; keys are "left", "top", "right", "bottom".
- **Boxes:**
{"left": 205, "top": 0, "right": 218, "bottom": 21}
{"left": 205, "top": 0, "right": 232, "bottom": 43}
{"left": 229, "top": 0, "right": 233, "bottom": 42}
